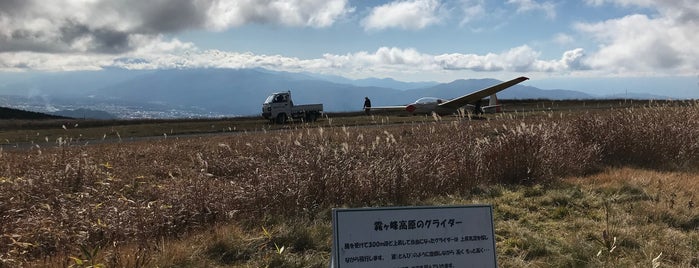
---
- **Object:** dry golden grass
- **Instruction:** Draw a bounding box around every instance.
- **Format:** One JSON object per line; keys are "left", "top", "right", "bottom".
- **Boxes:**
{"left": 1, "top": 101, "right": 698, "bottom": 267}
{"left": 489, "top": 168, "right": 699, "bottom": 267}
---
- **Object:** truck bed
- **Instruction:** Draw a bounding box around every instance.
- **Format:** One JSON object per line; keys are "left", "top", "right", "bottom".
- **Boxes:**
{"left": 291, "top": 104, "right": 323, "bottom": 112}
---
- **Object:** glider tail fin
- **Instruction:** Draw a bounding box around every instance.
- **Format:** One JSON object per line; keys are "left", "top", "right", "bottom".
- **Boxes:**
{"left": 486, "top": 93, "right": 502, "bottom": 113}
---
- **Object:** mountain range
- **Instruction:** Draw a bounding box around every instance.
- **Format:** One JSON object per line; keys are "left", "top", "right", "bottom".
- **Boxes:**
{"left": 0, "top": 68, "right": 667, "bottom": 119}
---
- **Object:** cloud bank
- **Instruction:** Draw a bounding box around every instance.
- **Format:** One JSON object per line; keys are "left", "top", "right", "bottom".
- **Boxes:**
{"left": 575, "top": 0, "right": 699, "bottom": 75}
{"left": 507, "top": 0, "right": 556, "bottom": 19}
{"left": 0, "top": 0, "right": 586, "bottom": 76}
{"left": 0, "top": 0, "right": 352, "bottom": 54}
{"left": 60, "top": 45, "right": 588, "bottom": 76}
{"left": 361, "top": 0, "right": 443, "bottom": 31}
{"left": 0, "top": 0, "right": 697, "bottom": 79}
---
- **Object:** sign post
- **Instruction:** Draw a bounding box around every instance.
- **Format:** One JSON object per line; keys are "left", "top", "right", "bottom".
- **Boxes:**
{"left": 331, "top": 205, "right": 496, "bottom": 268}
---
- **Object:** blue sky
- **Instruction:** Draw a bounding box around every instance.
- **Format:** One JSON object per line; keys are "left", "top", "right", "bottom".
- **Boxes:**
{"left": 0, "top": 0, "right": 697, "bottom": 97}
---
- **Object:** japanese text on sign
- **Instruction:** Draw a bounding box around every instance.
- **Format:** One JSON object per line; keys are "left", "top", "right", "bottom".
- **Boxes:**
{"left": 373, "top": 218, "right": 463, "bottom": 231}
{"left": 331, "top": 205, "right": 497, "bottom": 268}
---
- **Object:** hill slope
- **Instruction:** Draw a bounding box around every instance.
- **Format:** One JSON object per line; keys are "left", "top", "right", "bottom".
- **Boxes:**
{"left": 94, "top": 68, "right": 407, "bottom": 115}
{"left": 93, "top": 69, "right": 590, "bottom": 116}
{"left": 0, "top": 106, "right": 69, "bottom": 120}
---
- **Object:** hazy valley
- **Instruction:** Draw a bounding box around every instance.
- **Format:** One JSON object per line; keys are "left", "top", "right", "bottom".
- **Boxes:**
{"left": 0, "top": 68, "right": 670, "bottom": 119}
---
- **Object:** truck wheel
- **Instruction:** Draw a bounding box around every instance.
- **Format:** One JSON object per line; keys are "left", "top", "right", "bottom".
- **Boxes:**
{"left": 275, "top": 113, "right": 287, "bottom": 124}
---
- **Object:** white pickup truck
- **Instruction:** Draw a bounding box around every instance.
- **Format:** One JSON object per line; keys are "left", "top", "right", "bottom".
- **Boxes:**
{"left": 262, "top": 91, "right": 323, "bottom": 124}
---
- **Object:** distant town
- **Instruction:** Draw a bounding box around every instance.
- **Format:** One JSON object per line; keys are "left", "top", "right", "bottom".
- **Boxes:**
{"left": 0, "top": 95, "right": 238, "bottom": 119}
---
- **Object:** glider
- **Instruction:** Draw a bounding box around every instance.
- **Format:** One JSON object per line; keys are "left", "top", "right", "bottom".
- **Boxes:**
{"left": 369, "top": 76, "right": 529, "bottom": 115}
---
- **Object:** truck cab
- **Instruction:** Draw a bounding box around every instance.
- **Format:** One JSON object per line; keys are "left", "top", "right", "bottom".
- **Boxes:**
{"left": 262, "top": 91, "right": 323, "bottom": 124}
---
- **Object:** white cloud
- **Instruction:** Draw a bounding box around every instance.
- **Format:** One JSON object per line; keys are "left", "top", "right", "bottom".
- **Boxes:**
{"left": 560, "top": 48, "right": 588, "bottom": 70}
{"left": 0, "top": 52, "right": 112, "bottom": 72}
{"left": 0, "top": 35, "right": 196, "bottom": 71}
{"left": 316, "top": 46, "right": 588, "bottom": 75}
{"left": 583, "top": 0, "right": 699, "bottom": 25}
{"left": 506, "top": 0, "right": 556, "bottom": 19}
{"left": 574, "top": 1, "right": 699, "bottom": 76}
{"left": 361, "top": 0, "right": 443, "bottom": 31}
{"left": 207, "top": 0, "right": 353, "bottom": 30}
{"left": 0, "top": 43, "right": 587, "bottom": 77}
{"left": 457, "top": 0, "right": 486, "bottom": 26}
{"left": 8, "top": 0, "right": 697, "bottom": 79}
{"left": 322, "top": 47, "right": 436, "bottom": 74}
{"left": 435, "top": 46, "right": 587, "bottom": 73}
{"left": 553, "top": 33, "right": 574, "bottom": 45}
{"left": 0, "top": 0, "right": 354, "bottom": 54}
{"left": 583, "top": 0, "right": 654, "bottom": 7}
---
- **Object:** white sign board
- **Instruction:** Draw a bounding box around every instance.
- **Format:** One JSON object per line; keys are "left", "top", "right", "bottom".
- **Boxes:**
{"left": 331, "top": 205, "right": 496, "bottom": 268}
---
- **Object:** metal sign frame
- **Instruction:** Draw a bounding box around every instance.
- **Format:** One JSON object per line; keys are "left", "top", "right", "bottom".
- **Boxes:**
{"left": 330, "top": 205, "right": 497, "bottom": 268}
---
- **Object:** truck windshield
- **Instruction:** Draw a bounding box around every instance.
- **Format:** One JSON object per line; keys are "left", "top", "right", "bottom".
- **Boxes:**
{"left": 264, "top": 95, "right": 275, "bottom": 104}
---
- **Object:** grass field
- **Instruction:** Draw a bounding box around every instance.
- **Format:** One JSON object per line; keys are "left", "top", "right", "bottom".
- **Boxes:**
{"left": 0, "top": 99, "right": 667, "bottom": 146}
{"left": 0, "top": 112, "right": 450, "bottom": 147}
{"left": 1, "top": 99, "right": 698, "bottom": 267}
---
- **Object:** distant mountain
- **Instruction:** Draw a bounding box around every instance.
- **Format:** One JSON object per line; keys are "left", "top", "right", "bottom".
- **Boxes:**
{"left": 94, "top": 69, "right": 599, "bottom": 116}
{"left": 93, "top": 68, "right": 407, "bottom": 115}
{"left": 411, "top": 78, "right": 594, "bottom": 101}
{"left": 0, "top": 106, "right": 69, "bottom": 119}
{"left": 1, "top": 67, "right": 611, "bottom": 118}
{"left": 0, "top": 68, "right": 152, "bottom": 97}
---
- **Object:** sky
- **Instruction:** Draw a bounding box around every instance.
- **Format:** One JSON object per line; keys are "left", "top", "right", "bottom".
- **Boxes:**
{"left": 0, "top": 0, "right": 698, "bottom": 97}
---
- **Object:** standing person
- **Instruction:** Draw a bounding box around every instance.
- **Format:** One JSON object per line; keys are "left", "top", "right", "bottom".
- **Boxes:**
{"left": 474, "top": 99, "right": 483, "bottom": 115}
{"left": 363, "top": 97, "right": 372, "bottom": 115}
